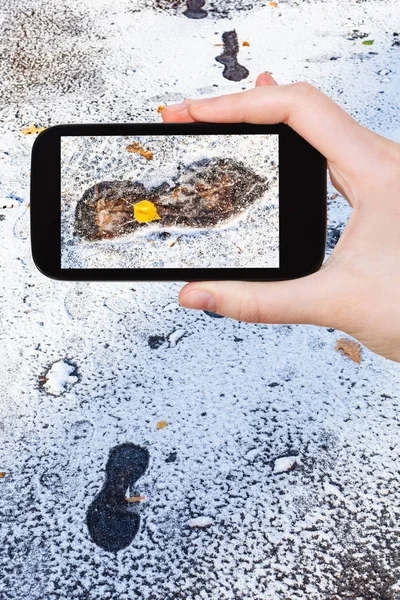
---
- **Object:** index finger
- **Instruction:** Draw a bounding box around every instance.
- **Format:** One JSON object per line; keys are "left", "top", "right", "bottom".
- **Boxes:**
{"left": 163, "top": 83, "right": 375, "bottom": 171}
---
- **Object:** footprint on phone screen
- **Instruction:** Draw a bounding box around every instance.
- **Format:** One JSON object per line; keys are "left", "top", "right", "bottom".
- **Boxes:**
{"left": 86, "top": 443, "right": 150, "bottom": 552}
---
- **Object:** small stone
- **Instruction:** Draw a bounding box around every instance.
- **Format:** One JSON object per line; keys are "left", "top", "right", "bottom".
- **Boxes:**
{"left": 273, "top": 456, "right": 299, "bottom": 473}
{"left": 187, "top": 516, "right": 213, "bottom": 528}
{"left": 168, "top": 329, "right": 185, "bottom": 348}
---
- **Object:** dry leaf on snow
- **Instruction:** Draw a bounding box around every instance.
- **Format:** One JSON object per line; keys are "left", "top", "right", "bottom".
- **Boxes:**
{"left": 22, "top": 124, "right": 47, "bottom": 135}
{"left": 157, "top": 420, "right": 167, "bottom": 429}
{"left": 125, "top": 495, "right": 145, "bottom": 503}
{"left": 335, "top": 338, "right": 362, "bottom": 363}
{"left": 126, "top": 142, "right": 153, "bottom": 160}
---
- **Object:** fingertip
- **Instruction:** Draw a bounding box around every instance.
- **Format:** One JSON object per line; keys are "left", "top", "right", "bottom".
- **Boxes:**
{"left": 179, "top": 287, "right": 217, "bottom": 312}
{"left": 255, "top": 72, "right": 279, "bottom": 87}
{"left": 161, "top": 107, "right": 196, "bottom": 122}
{"left": 255, "top": 72, "right": 269, "bottom": 86}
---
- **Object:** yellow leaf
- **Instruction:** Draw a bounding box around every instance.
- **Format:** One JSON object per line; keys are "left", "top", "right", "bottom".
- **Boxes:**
{"left": 126, "top": 142, "right": 153, "bottom": 160}
{"left": 242, "top": 41, "right": 250, "bottom": 47}
{"left": 22, "top": 124, "right": 46, "bottom": 135}
{"left": 125, "top": 494, "right": 145, "bottom": 503}
{"left": 157, "top": 420, "right": 167, "bottom": 429}
{"left": 133, "top": 200, "right": 160, "bottom": 223}
{"left": 335, "top": 338, "right": 362, "bottom": 363}
{"left": 269, "top": 1, "right": 278, "bottom": 6}
{"left": 157, "top": 105, "right": 165, "bottom": 113}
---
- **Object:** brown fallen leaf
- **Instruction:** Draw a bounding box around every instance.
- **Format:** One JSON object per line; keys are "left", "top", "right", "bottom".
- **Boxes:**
{"left": 157, "top": 105, "right": 165, "bottom": 113}
{"left": 157, "top": 420, "right": 167, "bottom": 429}
{"left": 270, "top": 1, "right": 278, "bottom": 6}
{"left": 22, "top": 124, "right": 47, "bottom": 135}
{"left": 335, "top": 338, "right": 362, "bottom": 363}
{"left": 170, "top": 236, "right": 182, "bottom": 247}
{"left": 242, "top": 41, "right": 250, "bottom": 47}
{"left": 330, "top": 193, "right": 339, "bottom": 200}
{"left": 126, "top": 142, "right": 153, "bottom": 160}
{"left": 214, "top": 43, "right": 224, "bottom": 46}
{"left": 0, "top": 472, "right": 5, "bottom": 478}
{"left": 125, "top": 495, "right": 145, "bottom": 503}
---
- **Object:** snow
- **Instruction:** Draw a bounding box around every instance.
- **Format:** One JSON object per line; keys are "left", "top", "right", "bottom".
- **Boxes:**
{"left": 273, "top": 455, "right": 299, "bottom": 473}
{"left": 168, "top": 329, "right": 186, "bottom": 348}
{"left": 43, "top": 360, "right": 78, "bottom": 396}
{"left": 187, "top": 516, "right": 214, "bottom": 528}
{"left": 0, "top": 0, "right": 400, "bottom": 599}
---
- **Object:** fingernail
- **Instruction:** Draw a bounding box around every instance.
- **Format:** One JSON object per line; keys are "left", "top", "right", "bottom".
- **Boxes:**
{"left": 180, "top": 290, "right": 217, "bottom": 311}
{"left": 184, "top": 97, "right": 215, "bottom": 106}
{"left": 165, "top": 101, "right": 188, "bottom": 111}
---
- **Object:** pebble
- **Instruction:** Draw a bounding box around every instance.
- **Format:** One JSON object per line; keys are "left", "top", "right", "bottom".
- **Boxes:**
{"left": 168, "top": 329, "right": 186, "bottom": 348}
{"left": 273, "top": 456, "right": 299, "bottom": 473}
{"left": 187, "top": 516, "right": 213, "bottom": 528}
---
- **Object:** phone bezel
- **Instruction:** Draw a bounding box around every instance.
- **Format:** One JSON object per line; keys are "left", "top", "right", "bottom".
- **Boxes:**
{"left": 30, "top": 122, "right": 327, "bottom": 281}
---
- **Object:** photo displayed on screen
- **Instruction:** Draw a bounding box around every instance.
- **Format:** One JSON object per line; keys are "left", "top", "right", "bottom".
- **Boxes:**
{"left": 60, "top": 134, "right": 279, "bottom": 269}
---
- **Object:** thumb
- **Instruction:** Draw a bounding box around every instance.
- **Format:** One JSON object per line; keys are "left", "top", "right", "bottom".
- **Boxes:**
{"left": 179, "top": 270, "right": 338, "bottom": 327}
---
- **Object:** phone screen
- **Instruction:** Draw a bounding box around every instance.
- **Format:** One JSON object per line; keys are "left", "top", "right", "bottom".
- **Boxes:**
{"left": 60, "top": 134, "right": 279, "bottom": 269}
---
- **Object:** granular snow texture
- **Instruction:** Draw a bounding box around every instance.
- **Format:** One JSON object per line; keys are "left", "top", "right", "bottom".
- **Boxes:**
{"left": 1, "top": 0, "right": 400, "bottom": 599}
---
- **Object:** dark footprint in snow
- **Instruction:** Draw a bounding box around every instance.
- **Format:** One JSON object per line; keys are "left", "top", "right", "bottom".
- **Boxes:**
{"left": 184, "top": 0, "right": 208, "bottom": 19}
{"left": 215, "top": 30, "right": 249, "bottom": 82}
{"left": 74, "top": 157, "right": 268, "bottom": 240}
{"left": 86, "top": 443, "right": 149, "bottom": 552}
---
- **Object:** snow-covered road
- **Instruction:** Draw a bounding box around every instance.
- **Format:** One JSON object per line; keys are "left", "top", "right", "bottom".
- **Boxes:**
{"left": 0, "top": 1, "right": 399, "bottom": 598}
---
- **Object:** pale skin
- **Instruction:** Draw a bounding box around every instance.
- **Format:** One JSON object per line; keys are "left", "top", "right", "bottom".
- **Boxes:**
{"left": 162, "top": 73, "right": 400, "bottom": 363}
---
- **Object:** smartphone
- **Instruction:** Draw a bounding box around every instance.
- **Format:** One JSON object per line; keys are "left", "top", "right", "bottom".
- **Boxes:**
{"left": 30, "top": 122, "right": 326, "bottom": 281}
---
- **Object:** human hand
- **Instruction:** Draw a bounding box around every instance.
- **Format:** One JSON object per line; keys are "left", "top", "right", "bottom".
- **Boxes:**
{"left": 161, "top": 73, "right": 400, "bottom": 363}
